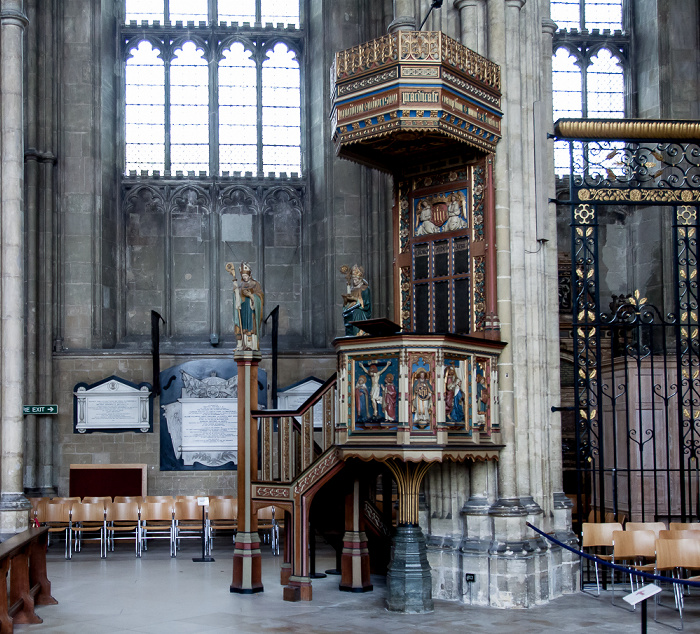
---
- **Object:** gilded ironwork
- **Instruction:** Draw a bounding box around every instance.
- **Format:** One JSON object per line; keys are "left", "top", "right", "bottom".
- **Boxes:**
{"left": 555, "top": 119, "right": 700, "bottom": 141}
{"left": 563, "top": 131, "right": 700, "bottom": 526}
{"left": 560, "top": 140, "right": 700, "bottom": 192}
{"left": 579, "top": 189, "right": 700, "bottom": 203}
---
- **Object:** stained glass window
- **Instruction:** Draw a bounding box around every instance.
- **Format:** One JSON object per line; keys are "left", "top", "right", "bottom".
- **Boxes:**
{"left": 122, "top": 0, "right": 302, "bottom": 176}
{"left": 262, "top": 44, "right": 301, "bottom": 175}
{"left": 551, "top": 1, "right": 628, "bottom": 175}
{"left": 125, "top": 41, "right": 165, "bottom": 172}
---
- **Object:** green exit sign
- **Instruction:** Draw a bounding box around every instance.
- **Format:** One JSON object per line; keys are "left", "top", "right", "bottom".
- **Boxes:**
{"left": 23, "top": 405, "right": 58, "bottom": 415}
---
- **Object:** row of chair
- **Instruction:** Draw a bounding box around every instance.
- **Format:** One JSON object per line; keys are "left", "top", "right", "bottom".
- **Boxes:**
{"left": 34, "top": 498, "right": 281, "bottom": 559}
{"left": 583, "top": 521, "right": 700, "bottom": 629}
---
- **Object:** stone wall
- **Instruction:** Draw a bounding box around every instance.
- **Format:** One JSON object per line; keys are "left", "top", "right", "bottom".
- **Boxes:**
{"left": 52, "top": 351, "right": 336, "bottom": 496}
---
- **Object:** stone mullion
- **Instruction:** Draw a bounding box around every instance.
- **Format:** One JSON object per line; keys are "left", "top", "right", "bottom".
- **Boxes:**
{"left": 0, "top": 0, "right": 31, "bottom": 533}
{"left": 209, "top": 40, "right": 218, "bottom": 177}
{"left": 164, "top": 42, "right": 172, "bottom": 173}
{"left": 256, "top": 42, "right": 263, "bottom": 176}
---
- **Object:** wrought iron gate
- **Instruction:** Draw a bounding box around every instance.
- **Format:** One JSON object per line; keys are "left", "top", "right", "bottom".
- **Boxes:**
{"left": 556, "top": 121, "right": 700, "bottom": 526}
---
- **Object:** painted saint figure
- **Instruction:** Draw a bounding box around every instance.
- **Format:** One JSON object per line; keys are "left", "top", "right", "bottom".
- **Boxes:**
{"left": 476, "top": 367, "right": 489, "bottom": 430}
{"left": 412, "top": 370, "right": 433, "bottom": 428}
{"left": 445, "top": 366, "right": 464, "bottom": 423}
{"left": 415, "top": 200, "right": 438, "bottom": 236}
{"left": 382, "top": 373, "right": 397, "bottom": 422}
{"left": 355, "top": 374, "right": 370, "bottom": 422}
{"left": 444, "top": 193, "right": 468, "bottom": 232}
{"left": 359, "top": 361, "right": 390, "bottom": 418}
{"left": 341, "top": 264, "right": 371, "bottom": 336}
{"left": 229, "top": 262, "right": 264, "bottom": 351}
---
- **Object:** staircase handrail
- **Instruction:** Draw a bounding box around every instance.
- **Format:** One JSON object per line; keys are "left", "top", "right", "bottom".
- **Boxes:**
{"left": 251, "top": 372, "right": 337, "bottom": 420}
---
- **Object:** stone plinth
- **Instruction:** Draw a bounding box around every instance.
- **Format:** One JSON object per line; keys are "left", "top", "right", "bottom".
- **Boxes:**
{"left": 386, "top": 525, "right": 434, "bottom": 613}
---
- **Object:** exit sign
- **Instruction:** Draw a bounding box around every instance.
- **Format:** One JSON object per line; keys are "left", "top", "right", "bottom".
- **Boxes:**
{"left": 23, "top": 405, "right": 58, "bottom": 415}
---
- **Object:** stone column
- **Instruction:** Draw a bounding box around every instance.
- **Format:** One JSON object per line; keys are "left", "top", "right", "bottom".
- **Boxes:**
{"left": 0, "top": 0, "right": 31, "bottom": 535}
{"left": 388, "top": 0, "right": 416, "bottom": 33}
{"left": 23, "top": 0, "right": 39, "bottom": 496}
{"left": 385, "top": 459, "right": 433, "bottom": 613}
{"left": 230, "top": 351, "right": 264, "bottom": 594}
{"left": 454, "top": 0, "right": 487, "bottom": 56}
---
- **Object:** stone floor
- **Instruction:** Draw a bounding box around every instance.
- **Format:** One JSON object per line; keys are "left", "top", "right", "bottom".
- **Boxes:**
{"left": 16, "top": 537, "right": 700, "bottom": 633}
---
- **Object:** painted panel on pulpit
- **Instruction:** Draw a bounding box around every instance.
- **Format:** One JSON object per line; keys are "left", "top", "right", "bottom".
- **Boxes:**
{"left": 409, "top": 353, "right": 436, "bottom": 431}
{"left": 350, "top": 356, "right": 399, "bottom": 428}
{"left": 443, "top": 357, "right": 469, "bottom": 428}
{"left": 413, "top": 187, "right": 469, "bottom": 237}
{"left": 159, "top": 359, "right": 267, "bottom": 471}
{"left": 475, "top": 357, "right": 492, "bottom": 435}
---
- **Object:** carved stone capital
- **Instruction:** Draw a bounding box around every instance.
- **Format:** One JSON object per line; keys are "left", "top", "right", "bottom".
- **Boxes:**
{"left": 454, "top": 0, "right": 484, "bottom": 10}
{"left": 542, "top": 17, "right": 558, "bottom": 36}
{"left": 504, "top": 0, "right": 526, "bottom": 9}
{"left": 0, "top": 8, "right": 29, "bottom": 29}
{"left": 388, "top": 15, "right": 416, "bottom": 33}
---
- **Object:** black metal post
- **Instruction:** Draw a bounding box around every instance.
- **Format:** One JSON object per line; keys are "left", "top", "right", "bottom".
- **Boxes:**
{"left": 193, "top": 504, "right": 214, "bottom": 562}
{"left": 264, "top": 306, "right": 279, "bottom": 408}
{"left": 151, "top": 311, "right": 165, "bottom": 396}
{"left": 641, "top": 597, "right": 647, "bottom": 634}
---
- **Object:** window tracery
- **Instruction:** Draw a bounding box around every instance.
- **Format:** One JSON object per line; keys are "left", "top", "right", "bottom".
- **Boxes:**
{"left": 551, "top": 0, "right": 629, "bottom": 175}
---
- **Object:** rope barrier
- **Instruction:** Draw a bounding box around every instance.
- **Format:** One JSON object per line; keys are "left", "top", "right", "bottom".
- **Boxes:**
{"left": 526, "top": 522, "right": 700, "bottom": 589}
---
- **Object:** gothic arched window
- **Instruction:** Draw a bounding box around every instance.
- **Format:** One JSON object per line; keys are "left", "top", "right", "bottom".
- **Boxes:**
{"left": 122, "top": 0, "right": 302, "bottom": 177}
{"left": 551, "top": 0, "right": 628, "bottom": 175}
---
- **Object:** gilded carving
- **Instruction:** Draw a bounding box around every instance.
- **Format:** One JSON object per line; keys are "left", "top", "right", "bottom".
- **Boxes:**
{"left": 578, "top": 189, "right": 700, "bottom": 203}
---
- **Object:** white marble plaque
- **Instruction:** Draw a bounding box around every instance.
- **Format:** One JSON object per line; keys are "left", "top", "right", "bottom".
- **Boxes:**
{"left": 74, "top": 378, "right": 152, "bottom": 433}
{"left": 175, "top": 398, "right": 238, "bottom": 467}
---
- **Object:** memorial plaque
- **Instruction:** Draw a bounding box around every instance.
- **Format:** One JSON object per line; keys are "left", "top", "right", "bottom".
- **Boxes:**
{"left": 73, "top": 376, "right": 153, "bottom": 433}
{"left": 277, "top": 377, "right": 324, "bottom": 428}
{"left": 178, "top": 398, "right": 237, "bottom": 466}
{"left": 158, "top": 359, "right": 267, "bottom": 471}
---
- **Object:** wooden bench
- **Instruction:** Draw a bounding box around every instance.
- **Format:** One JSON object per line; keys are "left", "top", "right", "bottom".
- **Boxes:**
{"left": 0, "top": 526, "right": 57, "bottom": 633}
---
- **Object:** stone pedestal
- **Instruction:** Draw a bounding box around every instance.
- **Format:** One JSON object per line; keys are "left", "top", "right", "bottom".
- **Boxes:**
{"left": 386, "top": 525, "right": 434, "bottom": 613}
{"left": 230, "top": 351, "right": 263, "bottom": 594}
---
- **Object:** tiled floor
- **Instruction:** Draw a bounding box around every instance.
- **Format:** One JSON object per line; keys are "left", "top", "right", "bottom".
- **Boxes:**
{"left": 16, "top": 537, "right": 700, "bottom": 633}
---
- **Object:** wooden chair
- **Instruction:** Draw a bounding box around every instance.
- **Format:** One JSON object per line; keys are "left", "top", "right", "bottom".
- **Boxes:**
{"left": 47, "top": 497, "right": 80, "bottom": 512}
{"left": 669, "top": 523, "right": 700, "bottom": 531}
{"left": 581, "top": 522, "right": 622, "bottom": 595}
{"left": 114, "top": 496, "right": 142, "bottom": 504}
{"left": 144, "top": 495, "right": 174, "bottom": 504}
{"left": 139, "top": 502, "right": 174, "bottom": 556}
{"left": 105, "top": 502, "right": 140, "bottom": 556}
{"left": 81, "top": 496, "right": 111, "bottom": 509}
{"left": 659, "top": 530, "right": 700, "bottom": 540}
{"left": 626, "top": 522, "right": 667, "bottom": 537}
{"left": 173, "top": 501, "right": 206, "bottom": 555}
{"left": 69, "top": 502, "right": 106, "bottom": 558}
{"left": 207, "top": 498, "right": 237, "bottom": 551}
{"left": 611, "top": 530, "right": 656, "bottom": 603}
{"left": 42, "top": 501, "right": 71, "bottom": 558}
{"left": 653, "top": 538, "right": 700, "bottom": 629}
